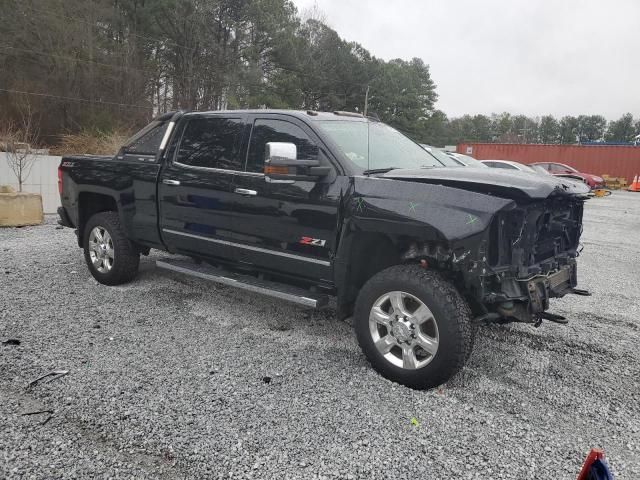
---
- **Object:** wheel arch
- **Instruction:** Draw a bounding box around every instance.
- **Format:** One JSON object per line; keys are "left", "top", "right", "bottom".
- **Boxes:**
{"left": 77, "top": 192, "right": 120, "bottom": 247}
{"left": 334, "top": 230, "right": 403, "bottom": 319}
{"left": 334, "top": 226, "right": 467, "bottom": 320}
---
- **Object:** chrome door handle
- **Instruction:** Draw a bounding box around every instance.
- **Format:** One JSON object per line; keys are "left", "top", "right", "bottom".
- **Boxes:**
{"left": 234, "top": 188, "right": 257, "bottom": 196}
{"left": 162, "top": 179, "right": 181, "bottom": 186}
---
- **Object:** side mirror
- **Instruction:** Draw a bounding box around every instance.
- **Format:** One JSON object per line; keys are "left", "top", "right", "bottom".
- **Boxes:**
{"left": 264, "top": 142, "right": 330, "bottom": 182}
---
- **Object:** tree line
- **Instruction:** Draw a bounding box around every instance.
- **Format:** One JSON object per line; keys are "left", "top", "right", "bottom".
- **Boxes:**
{"left": 428, "top": 112, "right": 640, "bottom": 147}
{"left": 0, "top": 0, "right": 435, "bottom": 144}
{"left": 0, "top": 0, "right": 638, "bottom": 149}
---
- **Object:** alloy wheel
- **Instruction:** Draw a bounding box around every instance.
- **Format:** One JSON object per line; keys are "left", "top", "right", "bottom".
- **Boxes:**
{"left": 369, "top": 291, "right": 439, "bottom": 370}
{"left": 88, "top": 226, "right": 114, "bottom": 273}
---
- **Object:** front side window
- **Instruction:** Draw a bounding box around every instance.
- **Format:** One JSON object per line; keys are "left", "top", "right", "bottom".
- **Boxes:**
{"left": 246, "top": 119, "right": 319, "bottom": 173}
{"left": 176, "top": 117, "right": 243, "bottom": 170}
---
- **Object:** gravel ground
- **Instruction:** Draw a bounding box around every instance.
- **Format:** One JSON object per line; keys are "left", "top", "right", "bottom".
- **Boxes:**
{"left": 1, "top": 192, "right": 639, "bottom": 479}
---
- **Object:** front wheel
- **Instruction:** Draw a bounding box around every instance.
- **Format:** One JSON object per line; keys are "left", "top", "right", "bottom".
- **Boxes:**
{"left": 354, "top": 265, "right": 473, "bottom": 389}
{"left": 83, "top": 211, "right": 140, "bottom": 285}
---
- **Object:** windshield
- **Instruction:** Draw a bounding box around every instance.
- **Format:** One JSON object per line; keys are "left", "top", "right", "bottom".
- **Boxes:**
{"left": 316, "top": 120, "right": 444, "bottom": 171}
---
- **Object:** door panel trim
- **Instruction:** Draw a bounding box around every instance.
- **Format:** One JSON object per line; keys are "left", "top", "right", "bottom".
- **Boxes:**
{"left": 162, "top": 228, "right": 331, "bottom": 266}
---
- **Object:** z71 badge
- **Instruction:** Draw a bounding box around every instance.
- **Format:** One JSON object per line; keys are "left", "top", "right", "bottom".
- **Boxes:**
{"left": 299, "top": 236, "right": 327, "bottom": 247}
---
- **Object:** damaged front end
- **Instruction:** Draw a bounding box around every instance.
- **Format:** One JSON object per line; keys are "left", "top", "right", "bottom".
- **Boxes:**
{"left": 480, "top": 194, "right": 586, "bottom": 323}
{"left": 476, "top": 195, "right": 584, "bottom": 323}
{"left": 351, "top": 170, "right": 589, "bottom": 324}
{"left": 403, "top": 193, "right": 587, "bottom": 324}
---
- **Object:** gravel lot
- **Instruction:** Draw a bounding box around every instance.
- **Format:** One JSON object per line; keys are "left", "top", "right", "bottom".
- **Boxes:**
{"left": 1, "top": 192, "right": 639, "bottom": 479}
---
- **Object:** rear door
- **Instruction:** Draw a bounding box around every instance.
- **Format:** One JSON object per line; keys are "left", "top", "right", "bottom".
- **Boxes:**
{"left": 158, "top": 113, "right": 246, "bottom": 261}
{"left": 113, "top": 119, "right": 171, "bottom": 248}
{"left": 230, "top": 114, "right": 339, "bottom": 282}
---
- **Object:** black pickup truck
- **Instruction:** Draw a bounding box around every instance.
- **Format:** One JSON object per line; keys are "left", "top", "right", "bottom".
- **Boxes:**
{"left": 58, "top": 110, "right": 588, "bottom": 389}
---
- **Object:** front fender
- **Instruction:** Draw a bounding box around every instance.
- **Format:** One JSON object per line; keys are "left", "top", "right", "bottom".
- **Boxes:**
{"left": 332, "top": 177, "right": 516, "bottom": 318}
{"left": 349, "top": 177, "right": 515, "bottom": 243}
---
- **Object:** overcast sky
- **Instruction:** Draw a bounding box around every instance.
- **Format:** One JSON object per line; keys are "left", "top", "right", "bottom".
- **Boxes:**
{"left": 292, "top": 0, "right": 639, "bottom": 119}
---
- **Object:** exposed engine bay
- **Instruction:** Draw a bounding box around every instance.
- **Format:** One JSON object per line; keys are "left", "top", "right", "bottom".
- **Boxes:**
{"left": 481, "top": 195, "right": 586, "bottom": 322}
{"left": 400, "top": 193, "right": 587, "bottom": 324}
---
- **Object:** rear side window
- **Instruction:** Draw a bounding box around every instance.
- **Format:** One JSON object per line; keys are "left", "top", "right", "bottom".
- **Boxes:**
{"left": 176, "top": 117, "right": 243, "bottom": 170}
{"left": 246, "top": 119, "right": 319, "bottom": 173}
{"left": 125, "top": 121, "right": 167, "bottom": 154}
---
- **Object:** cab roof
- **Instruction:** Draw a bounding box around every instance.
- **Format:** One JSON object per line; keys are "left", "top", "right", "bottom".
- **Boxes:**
{"left": 176, "top": 109, "right": 375, "bottom": 122}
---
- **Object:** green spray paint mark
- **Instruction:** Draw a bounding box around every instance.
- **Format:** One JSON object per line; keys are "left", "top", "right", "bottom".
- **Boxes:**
{"left": 408, "top": 201, "right": 419, "bottom": 213}
{"left": 354, "top": 197, "right": 365, "bottom": 213}
{"left": 466, "top": 214, "right": 478, "bottom": 225}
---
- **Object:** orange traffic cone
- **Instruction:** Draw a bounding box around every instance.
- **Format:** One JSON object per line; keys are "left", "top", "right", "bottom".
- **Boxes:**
{"left": 629, "top": 174, "right": 640, "bottom": 192}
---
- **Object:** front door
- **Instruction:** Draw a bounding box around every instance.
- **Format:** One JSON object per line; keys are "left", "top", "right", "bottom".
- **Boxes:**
{"left": 158, "top": 114, "right": 246, "bottom": 262}
{"left": 231, "top": 115, "right": 340, "bottom": 283}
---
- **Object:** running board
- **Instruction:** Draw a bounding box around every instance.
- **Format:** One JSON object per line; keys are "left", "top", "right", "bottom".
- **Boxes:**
{"left": 156, "top": 258, "right": 329, "bottom": 309}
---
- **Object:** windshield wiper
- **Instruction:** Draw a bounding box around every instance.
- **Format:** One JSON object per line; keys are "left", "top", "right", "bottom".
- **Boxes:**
{"left": 362, "top": 167, "right": 400, "bottom": 175}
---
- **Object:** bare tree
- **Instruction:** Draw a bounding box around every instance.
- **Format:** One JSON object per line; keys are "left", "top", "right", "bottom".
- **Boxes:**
{"left": 3, "top": 99, "right": 40, "bottom": 192}
{"left": 300, "top": 1, "right": 328, "bottom": 24}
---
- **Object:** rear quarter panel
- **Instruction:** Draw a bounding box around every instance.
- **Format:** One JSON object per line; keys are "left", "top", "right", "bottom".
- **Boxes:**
{"left": 60, "top": 155, "right": 163, "bottom": 248}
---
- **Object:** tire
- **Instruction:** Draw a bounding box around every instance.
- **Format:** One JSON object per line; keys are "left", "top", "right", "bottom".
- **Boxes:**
{"left": 354, "top": 265, "right": 473, "bottom": 389}
{"left": 83, "top": 211, "right": 140, "bottom": 285}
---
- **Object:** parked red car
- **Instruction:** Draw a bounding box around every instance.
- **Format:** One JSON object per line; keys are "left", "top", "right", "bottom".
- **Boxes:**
{"left": 531, "top": 162, "right": 604, "bottom": 189}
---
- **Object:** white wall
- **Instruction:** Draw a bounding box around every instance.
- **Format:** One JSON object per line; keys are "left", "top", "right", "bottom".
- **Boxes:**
{"left": 0, "top": 152, "right": 62, "bottom": 214}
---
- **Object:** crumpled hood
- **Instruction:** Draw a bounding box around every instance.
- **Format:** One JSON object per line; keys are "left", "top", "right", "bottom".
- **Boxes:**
{"left": 381, "top": 167, "right": 589, "bottom": 200}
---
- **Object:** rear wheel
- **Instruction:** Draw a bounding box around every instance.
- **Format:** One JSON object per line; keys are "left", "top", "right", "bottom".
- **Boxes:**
{"left": 354, "top": 265, "right": 473, "bottom": 389}
{"left": 83, "top": 212, "right": 139, "bottom": 285}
